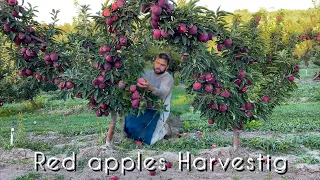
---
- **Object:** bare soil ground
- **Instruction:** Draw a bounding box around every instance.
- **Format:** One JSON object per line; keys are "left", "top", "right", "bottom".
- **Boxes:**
{"left": 1, "top": 132, "right": 319, "bottom": 180}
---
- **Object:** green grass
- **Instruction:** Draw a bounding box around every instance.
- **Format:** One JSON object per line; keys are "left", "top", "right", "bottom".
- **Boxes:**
{"left": 242, "top": 134, "right": 320, "bottom": 154}
{"left": 117, "top": 130, "right": 232, "bottom": 154}
{"left": 296, "top": 154, "right": 320, "bottom": 165}
{"left": 15, "top": 172, "right": 41, "bottom": 180}
{"left": 298, "top": 61, "right": 320, "bottom": 79}
{"left": 0, "top": 113, "right": 110, "bottom": 137}
{"left": 287, "top": 83, "right": 320, "bottom": 102}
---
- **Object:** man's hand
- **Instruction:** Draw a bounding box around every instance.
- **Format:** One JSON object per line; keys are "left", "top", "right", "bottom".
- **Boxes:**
{"left": 137, "top": 81, "right": 147, "bottom": 88}
{"left": 137, "top": 80, "right": 153, "bottom": 92}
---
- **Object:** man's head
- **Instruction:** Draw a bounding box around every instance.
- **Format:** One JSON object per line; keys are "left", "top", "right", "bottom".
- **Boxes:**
{"left": 153, "top": 53, "right": 170, "bottom": 75}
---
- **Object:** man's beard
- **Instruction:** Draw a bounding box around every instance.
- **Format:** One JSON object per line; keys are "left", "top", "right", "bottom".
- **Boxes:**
{"left": 154, "top": 68, "right": 166, "bottom": 75}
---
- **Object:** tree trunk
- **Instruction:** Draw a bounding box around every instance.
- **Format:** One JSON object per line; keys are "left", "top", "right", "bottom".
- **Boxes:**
{"left": 106, "top": 111, "right": 117, "bottom": 144}
{"left": 233, "top": 128, "right": 240, "bottom": 151}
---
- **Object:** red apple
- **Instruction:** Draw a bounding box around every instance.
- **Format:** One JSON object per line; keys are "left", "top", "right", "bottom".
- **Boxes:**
{"left": 110, "top": 175, "right": 118, "bottom": 180}
{"left": 261, "top": 96, "right": 269, "bottom": 102}
{"left": 287, "top": 75, "right": 294, "bottom": 82}
{"left": 99, "top": 83, "right": 106, "bottom": 89}
{"left": 119, "top": 36, "right": 127, "bottom": 46}
{"left": 35, "top": 74, "right": 42, "bottom": 80}
{"left": 130, "top": 85, "right": 136, "bottom": 93}
{"left": 166, "top": 162, "right": 173, "bottom": 168}
{"left": 205, "top": 84, "right": 213, "bottom": 93}
{"left": 208, "top": 32, "right": 213, "bottom": 40}
{"left": 210, "top": 103, "right": 218, "bottom": 110}
{"left": 50, "top": 53, "right": 58, "bottom": 61}
{"left": 25, "top": 69, "right": 33, "bottom": 75}
{"left": 293, "top": 65, "right": 300, "bottom": 72}
{"left": 198, "top": 33, "right": 209, "bottom": 42}
{"left": 136, "top": 141, "right": 142, "bottom": 146}
{"left": 97, "top": 75, "right": 105, "bottom": 82}
{"left": 65, "top": 82, "right": 73, "bottom": 89}
{"left": 111, "top": 15, "right": 118, "bottom": 22}
{"left": 114, "top": 61, "right": 121, "bottom": 69}
{"left": 137, "top": 78, "right": 146, "bottom": 84}
{"left": 188, "top": 25, "right": 198, "bottom": 35}
{"left": 213, "top": 88, "right": 221, "bottom": 95}
{"left": 158, "top": 0, "right": 168, "bottom": 8}
{"left": 106, "top": 55, "right": 113, "bottom": 62}
{"left": 224, "top": 38, "right": 233, "bottom": 47}
{"left": 101, "top": 63, "right": 111, "bottom": 71}
{"left": 18, "top": 70, "right": 26, "bottom": 77}
{"left": 96, "top": 110, "right": 102, "bottom": 117}
{"left": 117, "top": 0, "right": 125, "bottom": 7}
{"left": 205, "top": 73, "right": 215, "bottom": 82}
{"left": 153, "top": 29, "right": 161, "bottom": 39}
{"left": 8, "top": 0, "right": 17, "bottom": 6}
{"left": 141, "top": 4, "right": 151, "bottom": 13}
{"left": 132, "top": 100, "right": 140, "bottom": 108}
{"left": 245, "top": 103, "right": 253, "bottom": 110}
{"left": 217, "top": 44, "right": 223, "bottom": 52}
{"left": 214, "top": 81, "right": 221, "bottom": 88}
{"left": 181, "top": 55, "right": 187, "bottom": 62}
{"left": 263, "top": 158, "right": 268, "bottom": 164}
{"left": 132, "top": 91, "right": 140, "bottom": 100}
{"left": 76, "top": 93, "right": 83, "bottom": 98}
{"left": 177, "top": 23, "right": 187, "bottom": 34}
{"left": 237, "top": 70, "right": 246, "bottom": 79}
{"left": 151, "top": 14, "right": 160, "bottom": 21}
{"left": 208, "top": 120, "right": 214, "bottom": 124}
{"left": 58, "top": 82, "right": 65, "bottom": 89}
{"left": 219, "top": 104, "right": 227, "bottom": 112}
{"left": 149, "top": 171, "right": 156, "bottom": 176}
{"left": 193, "top": 82, "right": 202, "bottom": 91}
{"left": 11, "top": 10, "right": 18, "bottom": 17}
{"left": 238, "top": 87, "right": 246, "bottom": 94}
{"left": 151, "top": 5, "right": 162, "bottom": 16}
{"left": 236, "top": 125, "right": 243, "bottom": 130}
{"left": 102, "top": 9, "right": 111, "bottom": 17}
{"left": 18, "top": 33, "right": 25, "bottom": 40}
{"left": 151, "top": 20, "right": 159, "bottom": 29}
{"left": 246, "top": 111, "right": 253, "bottom": 118}
{"left": 106, "top": 18, "right": 113, "bottom": 26}
{"left": 111, "top": 2, "right": 119, "bottom": 11}
{"left": 221, "top": 89, "right": 231, "bottom": 98}
{"left": 199, "top": 75, "right": 205, "bottom": 81}
{"left": 234, "top": 79, "right": 242, "bottom": 86}
{"left": 160, "top": 29, "right": 169, "bottom": 38}
{"left": 100, "top": 103, "right": 107, "bottom": 110}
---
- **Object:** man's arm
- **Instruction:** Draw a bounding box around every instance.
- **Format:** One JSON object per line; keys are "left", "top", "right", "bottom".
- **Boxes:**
{"left": 147, "top": 76, "right": 174, "bottom": 98}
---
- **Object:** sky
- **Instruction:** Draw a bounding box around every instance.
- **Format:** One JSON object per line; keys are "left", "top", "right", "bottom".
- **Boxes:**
{"left": 23, "top": 0, "right": 315, "bottom": 25}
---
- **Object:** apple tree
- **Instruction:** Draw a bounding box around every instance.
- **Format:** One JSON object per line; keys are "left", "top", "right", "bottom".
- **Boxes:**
{"left": 0, "top": 0, "right": 302, "bottom": 149}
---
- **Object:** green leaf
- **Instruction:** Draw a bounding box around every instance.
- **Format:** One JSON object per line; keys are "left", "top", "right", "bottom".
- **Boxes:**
{"left": 174, "top": 35, "right": 181, "bottom": 43}
{"left": 182, "top": 35, "right": 187, "bottom": 46}
{"left": 94, "top": 90, "right": 99, "bottom": 101}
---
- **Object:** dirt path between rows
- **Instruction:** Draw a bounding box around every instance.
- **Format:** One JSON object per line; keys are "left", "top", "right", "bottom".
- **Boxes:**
{"left": 1, "top": 132, "right": 319, "bottom": 180}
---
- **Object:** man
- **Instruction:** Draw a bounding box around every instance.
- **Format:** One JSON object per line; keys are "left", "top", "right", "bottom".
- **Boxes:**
{"left": 124, "top": 53, "right": 174, "bottom": 145}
